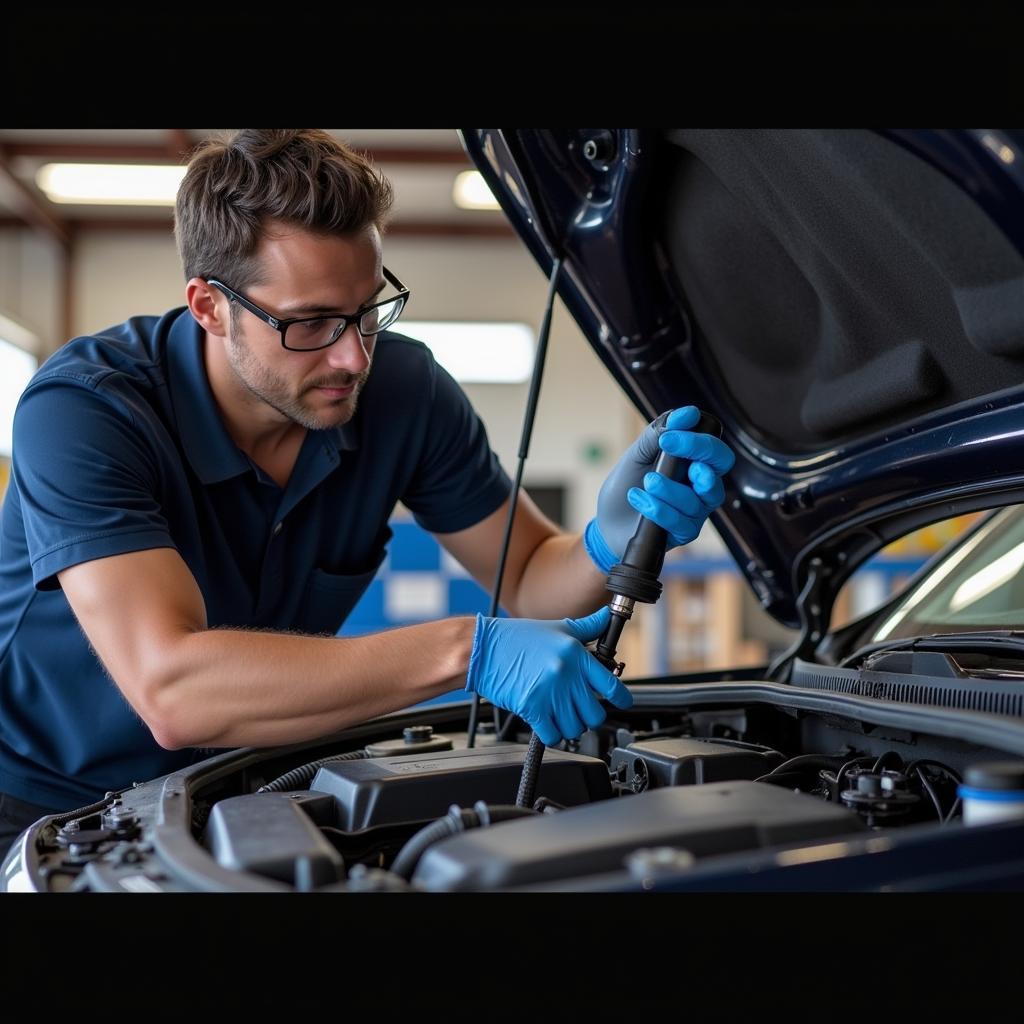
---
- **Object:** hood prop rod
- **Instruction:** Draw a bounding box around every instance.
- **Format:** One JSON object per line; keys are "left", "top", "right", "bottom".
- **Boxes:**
{"left": 467, "top": 256, "right": 563, "bottom": 748}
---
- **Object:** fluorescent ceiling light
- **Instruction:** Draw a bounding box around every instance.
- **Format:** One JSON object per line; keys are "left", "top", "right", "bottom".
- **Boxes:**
{"left": 452, "top": 170, "right": 500, "bottom": 210}
{"left": 399, "top": 322, "right": 533, "bottom": 383}
{"left": 36, "top": 163, "right": 187, "bottom": 206}
{"left": 0, "top": 338, "right": 38, "bottom": 457}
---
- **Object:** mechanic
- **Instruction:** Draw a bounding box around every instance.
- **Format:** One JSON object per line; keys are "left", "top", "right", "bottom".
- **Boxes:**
{"left": 0, "top": 130, "right": 734, "bottom": 856}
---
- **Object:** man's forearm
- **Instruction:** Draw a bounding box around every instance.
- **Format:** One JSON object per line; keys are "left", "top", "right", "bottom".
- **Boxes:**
{"left": 149, "top": 617, "right": 476, "bottom": 749}
{"left": 512, "top": 531, "right": 609, "bottom": 620}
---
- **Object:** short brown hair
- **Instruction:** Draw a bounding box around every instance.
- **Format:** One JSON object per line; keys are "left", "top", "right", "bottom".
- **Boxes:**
{"left": 174, "top": 129, "right": 394, "bottom": 287}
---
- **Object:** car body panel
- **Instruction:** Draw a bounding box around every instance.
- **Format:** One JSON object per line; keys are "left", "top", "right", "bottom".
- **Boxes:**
{"left": 459, "top": 129, "right": 1024, "bottom": 629}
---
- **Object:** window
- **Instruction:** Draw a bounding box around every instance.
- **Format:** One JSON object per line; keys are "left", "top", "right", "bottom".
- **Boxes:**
{"left": 0, "top": 314, "right": 39, "bottom": 500}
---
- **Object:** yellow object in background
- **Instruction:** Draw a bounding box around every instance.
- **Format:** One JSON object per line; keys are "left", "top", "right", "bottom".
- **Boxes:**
{"left": 0, "top": 458, "right": 8, "bottom": 501}
{"left": 884, "top": 514, "right": 982, "bottom": 555}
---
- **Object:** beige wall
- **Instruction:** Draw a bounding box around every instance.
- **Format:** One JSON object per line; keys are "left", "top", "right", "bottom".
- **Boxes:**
{"left": 0, "top": 228, "right": 63, "bottom": 357}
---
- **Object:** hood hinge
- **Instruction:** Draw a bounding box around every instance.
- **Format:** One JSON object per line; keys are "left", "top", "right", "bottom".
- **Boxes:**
{"left": 767, "top": 556, "right": 835, "bottom": 682}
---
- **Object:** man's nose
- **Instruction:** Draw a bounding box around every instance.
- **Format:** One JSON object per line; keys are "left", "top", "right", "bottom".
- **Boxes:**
{"left": 323, "top": 322, "right": 370, "bottom": 374}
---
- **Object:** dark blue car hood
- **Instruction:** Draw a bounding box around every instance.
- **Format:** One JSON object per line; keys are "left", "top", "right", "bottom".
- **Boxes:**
{"left": 460, "top": 129, "right": 1024, "bottom": 629}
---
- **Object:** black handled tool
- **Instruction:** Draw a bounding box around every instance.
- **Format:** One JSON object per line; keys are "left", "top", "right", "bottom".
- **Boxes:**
{"left": 515, "top": 408, "right": 724, "bottom": 808}
{"left": 592, "top": 409, "right": 725, "bottom": 676}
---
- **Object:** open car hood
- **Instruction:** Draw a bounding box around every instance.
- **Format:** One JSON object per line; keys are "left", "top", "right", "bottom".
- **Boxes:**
{"left": 460, "top": 129, "right": 1024, "bottom": 630}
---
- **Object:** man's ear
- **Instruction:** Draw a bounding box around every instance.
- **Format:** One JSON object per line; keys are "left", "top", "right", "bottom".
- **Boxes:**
{"left": 186, "top": 278, "right": 229, "bottom": 337}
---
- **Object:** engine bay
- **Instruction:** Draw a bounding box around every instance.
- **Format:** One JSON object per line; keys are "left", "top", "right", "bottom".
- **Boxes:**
{"left": 15, "top": 681, "right": 1021, "bottom": 893}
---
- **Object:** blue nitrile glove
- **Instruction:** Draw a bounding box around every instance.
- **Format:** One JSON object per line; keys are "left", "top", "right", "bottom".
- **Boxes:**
{"left": 465, "top": 606, "right": 633, "bottom": 747}
{"left": 583, "top": 406, "right": 736, "bottom": 574}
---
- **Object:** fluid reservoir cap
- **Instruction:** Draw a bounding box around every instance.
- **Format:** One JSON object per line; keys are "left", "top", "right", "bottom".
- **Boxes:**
{"left": 964, "top": 762, "right": 1024, "bottom": 791}
{"left": 960, "top": 762, "right": 1024, "bottom": 826}
{"left": 403, "top": 726, "right": 433, "bottom": 744}
{"left": 365, "top": 730, "right": 453, "bottom": 757}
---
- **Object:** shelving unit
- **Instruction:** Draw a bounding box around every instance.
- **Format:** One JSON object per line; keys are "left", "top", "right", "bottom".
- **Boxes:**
{"left": 626, "top": 553, "right": 933, "bottom": 678}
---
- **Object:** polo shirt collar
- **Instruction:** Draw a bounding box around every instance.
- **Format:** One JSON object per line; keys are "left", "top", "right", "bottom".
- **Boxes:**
{"left": 165, "top": 309, "right": 359, "bottom": 485}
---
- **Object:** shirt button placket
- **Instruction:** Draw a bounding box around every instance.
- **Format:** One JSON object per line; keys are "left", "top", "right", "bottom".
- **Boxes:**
{"left": 256, "top": 520, "right": 285, "bottom": 620}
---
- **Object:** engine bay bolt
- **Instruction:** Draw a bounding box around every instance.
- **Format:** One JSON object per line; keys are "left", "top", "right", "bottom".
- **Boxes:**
{"left": 403, "top": 725, "right": 434, "bottom": 744}
{"left": 582, "top": 131, "right": 616, "bottom": 166}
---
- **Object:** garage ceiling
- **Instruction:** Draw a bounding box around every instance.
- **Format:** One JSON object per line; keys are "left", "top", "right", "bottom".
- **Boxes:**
{"left": 0, "top": 129, "right": 511, "bottom": 242}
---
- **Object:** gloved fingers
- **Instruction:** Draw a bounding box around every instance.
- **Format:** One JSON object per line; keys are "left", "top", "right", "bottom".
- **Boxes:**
{"left": 642, "top": 471, "right": 703, "bottom": 518}
{"left": 665, "top": 405, "right": 701, "bottom": 431}
{"left": 561, "top": 604, "right": 611, "bottom": 643}
{"left": 553, "top": 702, "right": 585, "bottom": 742}
{"left": 574, "top": 684, "right": 608, "bottom": 730}
{"left": 581, "top": 656, "right": 634, "bottom": 709}
{"left": 628, "top": 418, "right": 665, "bottom": 467}
{"left": 688, "top": 462, "right": 726, "bottom": 510}
{"left": 628, "top": 487, "right": 703, "bottom": 544}
{"left": 630, "top": 407, "right": 700, "bottom": 467}
{"left": 530, "top": 712, "right": 562, "bottom": 748}
{"left": 659, "top": 430, "right": 735, "bottom": 474}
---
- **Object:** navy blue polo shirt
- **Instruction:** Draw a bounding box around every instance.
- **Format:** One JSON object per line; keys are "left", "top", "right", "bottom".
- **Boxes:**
{"left": 0, "top": 308, "right": 512, "bottom": 809}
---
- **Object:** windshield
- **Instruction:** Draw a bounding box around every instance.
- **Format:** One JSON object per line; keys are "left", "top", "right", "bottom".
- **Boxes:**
{"left": 871, "top": 506, "right": 1024, "bottom": 643}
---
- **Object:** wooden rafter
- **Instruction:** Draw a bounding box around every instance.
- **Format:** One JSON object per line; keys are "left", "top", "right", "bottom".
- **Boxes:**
{"left": 165, "top": 129, "right": 195, "bottom": 161}
{"left": 0, "top": 145, "right": 71, "bottom": 248}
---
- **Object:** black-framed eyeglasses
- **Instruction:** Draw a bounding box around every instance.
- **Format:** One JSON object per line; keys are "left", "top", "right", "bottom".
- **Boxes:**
{"left": 208, "top": 267, "right": 409, "bottom": 351}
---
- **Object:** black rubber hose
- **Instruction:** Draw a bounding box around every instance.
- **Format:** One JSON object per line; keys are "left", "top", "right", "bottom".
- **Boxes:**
{"left": 49, "top": 794, "right": 118, "bottom": 828}
{"left": 390, "top": 811, "right": 472, "bottom": 880}
{"left": 390, "top": 802, "right": 536, "bottom": 881}
{"left": 915, "top": 766, "right": 945, "bottom": 820}
{"left": 753, "top": 754, "right": 846, "bottom": 782}
{"left": 257, "top": 749, "right": 368, "bottom": 793}
{"left": 516, "top": 732, "right": 546, "bottom": 808}
{"left": 872, "top": 750, "right": 905, "bottom": 773}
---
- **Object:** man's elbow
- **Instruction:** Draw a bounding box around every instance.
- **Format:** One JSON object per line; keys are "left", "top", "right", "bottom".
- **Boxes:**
{"left": 133, "top": 664, "right": 202, "bottom": 751}
{"left": 148, "top": 718, "right": 189, "bottom": 751}
{"left": 139, "top": 694, "right": 195, "bottom": 750}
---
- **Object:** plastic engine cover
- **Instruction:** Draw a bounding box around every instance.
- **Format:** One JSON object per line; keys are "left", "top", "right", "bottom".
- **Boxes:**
{"left": 412, "top": 781, "right": 866, "bottom": 891}
{"left": 610, "top": 737, "right": 786, "bottom": 789}
{"left": 310, "top": 744, "right": 612, "bottom": 830}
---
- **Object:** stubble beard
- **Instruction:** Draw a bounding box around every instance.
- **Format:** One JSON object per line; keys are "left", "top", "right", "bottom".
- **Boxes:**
{"left": 227, "top": 321, "right": 370, "bottom": 431}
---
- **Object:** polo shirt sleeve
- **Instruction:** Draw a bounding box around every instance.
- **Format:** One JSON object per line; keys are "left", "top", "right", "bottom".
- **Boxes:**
{"left": 401, "top": 356, "right": 512, "bottom": 534}
{"left": 12, "top": 376, "right": 176, "bottom": 591}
